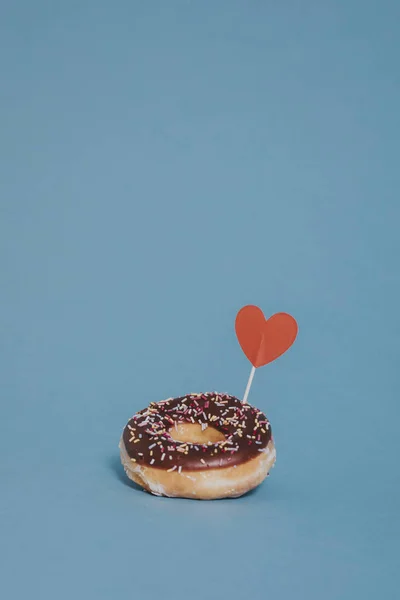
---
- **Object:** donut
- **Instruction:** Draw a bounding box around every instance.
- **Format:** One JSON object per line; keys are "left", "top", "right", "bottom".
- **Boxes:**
{"left": 119, "top": 392, "right": 276, "bottom": 499}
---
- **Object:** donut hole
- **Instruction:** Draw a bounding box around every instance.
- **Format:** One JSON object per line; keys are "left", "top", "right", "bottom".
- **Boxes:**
{"left": 169, "top": 422, "right": 225, "bottom": 444}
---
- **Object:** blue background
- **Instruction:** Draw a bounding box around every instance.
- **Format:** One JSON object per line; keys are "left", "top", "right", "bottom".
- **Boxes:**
{"left": 1, "top": 2, "right": 399, "bottom": 599}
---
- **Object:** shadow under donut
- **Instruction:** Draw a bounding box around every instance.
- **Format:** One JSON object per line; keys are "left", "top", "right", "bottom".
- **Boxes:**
{"left": 108, "top": 453, "right": 143, "bottom": 492}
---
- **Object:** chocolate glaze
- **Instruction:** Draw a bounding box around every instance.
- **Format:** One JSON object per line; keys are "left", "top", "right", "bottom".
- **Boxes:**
{"left": 122, "top": 392, "right": 272, "bottom": 471}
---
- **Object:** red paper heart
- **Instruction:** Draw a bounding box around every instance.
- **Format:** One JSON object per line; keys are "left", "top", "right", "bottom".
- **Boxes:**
{"left": 235, "top": 305, "right": 298, "bottom": 368}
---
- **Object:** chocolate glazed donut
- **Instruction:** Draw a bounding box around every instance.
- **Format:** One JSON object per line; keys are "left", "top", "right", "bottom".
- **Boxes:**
{"left": 119, "top": 392, "right": 276, "bottom": 499}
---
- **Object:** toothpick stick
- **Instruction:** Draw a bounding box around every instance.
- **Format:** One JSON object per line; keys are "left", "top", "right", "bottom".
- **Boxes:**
{"left": 242, "top": 365, "right": 256, "bottom": 404}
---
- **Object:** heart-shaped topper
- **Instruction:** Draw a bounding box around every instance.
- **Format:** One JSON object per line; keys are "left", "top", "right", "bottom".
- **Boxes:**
{"left": 235, "top": 305, "right": 298, "bottom": 368}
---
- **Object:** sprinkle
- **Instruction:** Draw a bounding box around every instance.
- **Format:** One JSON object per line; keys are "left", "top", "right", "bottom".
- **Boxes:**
{"left": 149, "top": 443, "right": 156, "bottom": 449}
{"left": 200, "top": 458, "right": 206, "bottom": 464}
{"left": 167, "top": 465, "right": 177, "bottom": 472}
{"left": 130, "top": 458, "right": 136, "bottom": 462}
{"left": 178, "top": 466, "right": 182, "bottom": 474}
{"left": 150, "top": 459, "right": 155, "bottom": 465}
{"left": 134, "top": 439, "right": 140, "bottom": 444}
{"left": 161, "top": 453, "right": 166, "bottom": 461}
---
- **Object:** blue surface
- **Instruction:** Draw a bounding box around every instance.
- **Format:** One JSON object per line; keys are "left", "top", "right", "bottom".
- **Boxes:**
{"left": 1, "top": 2, "right": 399, "bottom": 598}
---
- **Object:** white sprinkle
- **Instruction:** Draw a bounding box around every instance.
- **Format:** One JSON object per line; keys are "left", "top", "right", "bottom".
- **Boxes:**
{"left": 149, "top": 443, "right": 156, "bottom": 449}
{"left": 178, "top": 466, "right": 182, "bottom": 474}
{"left": 167, "top": 465, "right": 177, "bottom": 472}
{"left": 150, "top": 459, "right": 155, "bottom": 465}
{"left": 161, "top": 453, "right": 166, "bottom": 461}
